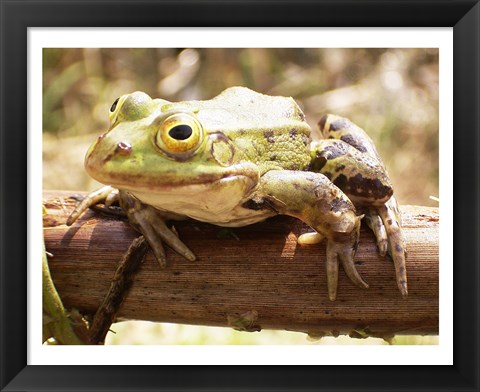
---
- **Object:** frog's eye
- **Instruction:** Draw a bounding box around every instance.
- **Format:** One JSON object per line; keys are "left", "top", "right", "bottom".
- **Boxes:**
{"left": 156, "top": 113, "right": 203, "bottom": 155}
{"left": 108, "top": 95, "right": 127, "bottom": 126}
{"left": 110, "top": 97, "right": 120, "bottom": 113}
{"left": 108, "top": 92, "right": 154, "bottom": 127}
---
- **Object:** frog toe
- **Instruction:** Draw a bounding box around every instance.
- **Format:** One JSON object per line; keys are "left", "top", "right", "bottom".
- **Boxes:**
{"left": 133, "top": 216, "right": 168, "bottom": 268}
{"left": 325, "top": 248, "right": 339, "bottom": 301}
{"left": 364, "top": 212, "right": 388, "bottom": 257}
{"left": 326, "top": 240, "right": 368, "bottom": 301}
{"left": 148, "top": 217, "right": 196, "bottom": 262}
{"left": 66, "top": 185, "right": 116, "bottom": 225}
{"left": 388, "top": 243, "right": 408, "bottom": 296}
{"left": 376, "top": 198, "right": 408, "bottom": 296}
{"left": 104, "top": 188, "right": 120, "bottom": 207}
{"left": 340, "top": 253, "right": 369, "bottom": 291}
{"left": 140, "top": 212, "right": 196, "bottom": 264}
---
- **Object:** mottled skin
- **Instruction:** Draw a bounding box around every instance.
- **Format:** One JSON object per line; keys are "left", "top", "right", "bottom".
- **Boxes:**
{"left": 67, "top": 87, "right": 406, "bottom": 301}
{"left": 310, "top": 115, "right": 407, "bottom": 294}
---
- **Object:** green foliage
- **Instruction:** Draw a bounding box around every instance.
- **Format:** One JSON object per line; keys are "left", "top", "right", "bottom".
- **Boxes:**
{"left": 43, "top": 232, "right": 87, "bottom": 344}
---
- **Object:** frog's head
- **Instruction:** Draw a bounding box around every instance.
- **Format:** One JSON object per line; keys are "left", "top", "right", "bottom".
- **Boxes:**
{"left": 85, "top": 91, "right": 259, "bottom": 208}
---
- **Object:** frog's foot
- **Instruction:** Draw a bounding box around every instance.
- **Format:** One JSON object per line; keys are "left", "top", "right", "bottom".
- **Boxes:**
{"left": 326, "top": 239, "right": 369, "bottom": 301}
{"left": 298, "top": 231, "right": 368, "bottom": 300}
{"left": 119, "top": 191, "right": 196, "bottom": 268}
{"left": 66, "top": 185, "right": 118, "bottom": 226}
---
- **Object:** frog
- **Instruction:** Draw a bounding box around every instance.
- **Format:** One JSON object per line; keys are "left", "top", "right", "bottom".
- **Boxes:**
{"left": 67, "top": 86, "right": 407, "bottom": 301}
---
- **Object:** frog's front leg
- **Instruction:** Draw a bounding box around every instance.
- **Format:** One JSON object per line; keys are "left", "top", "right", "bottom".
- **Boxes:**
{"left": 251, "top": 170, "right": 366, "bottom": 301}
{"left": 314, "top": 114, "right": 407, "bottom": 296}
{"left": 67, "top": 187, "right": 196, "bottom": 268}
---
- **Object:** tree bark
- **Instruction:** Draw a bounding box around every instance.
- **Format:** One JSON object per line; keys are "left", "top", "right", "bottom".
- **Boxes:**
{"left": 43, "top": 190, "right": 439, "bottom": 339}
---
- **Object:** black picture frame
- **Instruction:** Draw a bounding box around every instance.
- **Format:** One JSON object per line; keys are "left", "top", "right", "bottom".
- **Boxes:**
{"left": 1, "top": 1, "right": 479, "bottom": 391}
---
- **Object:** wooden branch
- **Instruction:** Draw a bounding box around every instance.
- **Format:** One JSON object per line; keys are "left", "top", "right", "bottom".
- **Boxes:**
{"left": 43, "top": 190, "right": 439, "bottom": 338}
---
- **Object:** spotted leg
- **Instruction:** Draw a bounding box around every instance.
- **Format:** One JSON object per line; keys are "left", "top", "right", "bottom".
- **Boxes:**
{"left": 313, "top": 114, "right": 407, "bottom": 296}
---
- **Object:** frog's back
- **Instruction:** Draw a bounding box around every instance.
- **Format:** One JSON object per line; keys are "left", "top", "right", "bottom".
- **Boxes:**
{"left": 172, "top": 87, "right": 313, "bottom": 173}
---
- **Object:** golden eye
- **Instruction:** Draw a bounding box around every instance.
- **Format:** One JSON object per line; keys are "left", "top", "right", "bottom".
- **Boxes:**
{"left": 156, "top": 113, "right": 203, "bottom": 155}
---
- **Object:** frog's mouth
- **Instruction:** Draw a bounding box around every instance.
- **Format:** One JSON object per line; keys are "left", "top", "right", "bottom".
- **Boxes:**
{"left": 123, "top": 170, "right": 258, "bottom": 195}
{"left": 86, "top": 146, "right": 260, "bottom": 201}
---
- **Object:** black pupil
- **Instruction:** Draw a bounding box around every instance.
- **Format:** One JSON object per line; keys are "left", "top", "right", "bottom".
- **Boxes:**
{"left": 169, "top": 125, "right": 193, "bottom": 140}
{"left": 110, "top": 98, "right": 120, "bottom": 112}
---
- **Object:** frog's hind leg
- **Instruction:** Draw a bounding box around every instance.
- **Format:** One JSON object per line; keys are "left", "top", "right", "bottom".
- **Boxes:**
{"left": 315, "top": 114, "right": 408, "bottom": 297}
{"left": 318, "top": 114, "right": 382, "bottom": 160}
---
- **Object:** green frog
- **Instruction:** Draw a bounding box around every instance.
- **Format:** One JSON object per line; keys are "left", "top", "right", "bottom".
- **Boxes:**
{"left": 67, "top": 86, "right": 406, "bottom": 301}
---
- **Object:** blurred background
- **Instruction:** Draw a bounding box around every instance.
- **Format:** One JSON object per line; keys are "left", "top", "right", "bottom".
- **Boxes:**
{"left": 43, "top": 48, "right": 439, "bottom": 345}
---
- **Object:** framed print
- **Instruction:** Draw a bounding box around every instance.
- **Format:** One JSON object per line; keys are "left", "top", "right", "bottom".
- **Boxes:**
{"left": 1, "top": 1, "right": 479, "bottom": 391}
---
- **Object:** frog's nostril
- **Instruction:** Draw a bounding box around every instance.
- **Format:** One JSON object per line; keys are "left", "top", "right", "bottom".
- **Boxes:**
{"left": 115, "top": 141, "right": 132, "bottom": 156}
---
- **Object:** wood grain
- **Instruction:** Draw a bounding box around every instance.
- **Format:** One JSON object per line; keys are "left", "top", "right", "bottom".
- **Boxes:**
{"left": 43, "top": 190, "right": 439, "bottom": 338}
